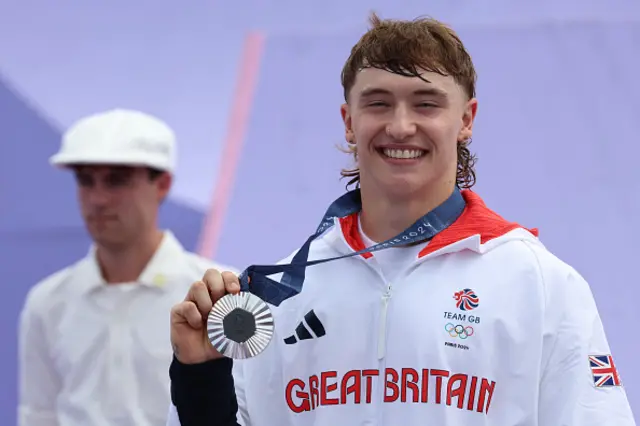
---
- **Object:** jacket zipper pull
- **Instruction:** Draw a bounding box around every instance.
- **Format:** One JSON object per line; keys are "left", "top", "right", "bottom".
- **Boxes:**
{"left": 377, "top": 283, "right": 392, "bottom": 360}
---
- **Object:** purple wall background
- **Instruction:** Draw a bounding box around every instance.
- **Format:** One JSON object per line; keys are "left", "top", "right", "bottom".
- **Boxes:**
{"left": 1, "top": 1, "right": 638, "bottom": 423}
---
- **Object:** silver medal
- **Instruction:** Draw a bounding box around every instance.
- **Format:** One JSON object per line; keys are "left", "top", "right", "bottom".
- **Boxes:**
{"left": 207, "top": 292, "right": 275, "bottom": 359}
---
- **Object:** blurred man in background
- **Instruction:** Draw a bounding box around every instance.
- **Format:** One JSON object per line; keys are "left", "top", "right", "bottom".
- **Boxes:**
{"left": 18, "top": 108, "right": 235, "bottom": 426}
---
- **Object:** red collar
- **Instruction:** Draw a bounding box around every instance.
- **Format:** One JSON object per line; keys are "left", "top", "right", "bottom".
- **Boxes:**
{"left": 338, "top": 190, "right": 539, "bottom": 259}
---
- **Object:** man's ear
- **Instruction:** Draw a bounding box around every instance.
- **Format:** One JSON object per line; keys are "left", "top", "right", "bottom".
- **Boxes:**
{"left": 341, "top": 103, "right": 355, "bottom": 142}
{"left": 156, "top": 172, "right": 172, "bottom": 203}
{"left": 458, "top": 98, "right": 478, "bottom": 141}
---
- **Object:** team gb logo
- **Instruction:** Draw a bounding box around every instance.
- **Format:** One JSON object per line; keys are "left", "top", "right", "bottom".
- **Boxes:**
{"left": 454, "top": 289, "right": 479, "bottom": 311}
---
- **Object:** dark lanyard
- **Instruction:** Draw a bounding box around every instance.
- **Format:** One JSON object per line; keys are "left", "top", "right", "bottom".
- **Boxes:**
{"left": 238, "top": 187, "right": 466, "bottom": 306}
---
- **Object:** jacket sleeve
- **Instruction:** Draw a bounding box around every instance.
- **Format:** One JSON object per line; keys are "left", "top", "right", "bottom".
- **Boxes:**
{"left": 537, "top": 259, "right": 636, "bottom": 425}
{"left": 17, "top": 290, "right": 62, "bottom": 426}
{"left": 166, "top": 356, "right": 250, "bottom": 426}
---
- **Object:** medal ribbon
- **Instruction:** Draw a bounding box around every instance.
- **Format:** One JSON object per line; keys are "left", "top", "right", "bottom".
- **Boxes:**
{"left": 238, "top": 187, "right": 466, "bottom": 306}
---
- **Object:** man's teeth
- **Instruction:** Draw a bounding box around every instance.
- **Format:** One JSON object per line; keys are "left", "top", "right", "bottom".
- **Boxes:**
{"left": 382, "top": 148, "right": 425, "bottom": 159}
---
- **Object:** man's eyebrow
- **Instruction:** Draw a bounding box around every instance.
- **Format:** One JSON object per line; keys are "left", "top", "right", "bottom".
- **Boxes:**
{"left": 359, "top": 87, "right": 392, "bottom": 98}
{"left": 412, "top": 88, "right": 448, "bottom": 98}
{"left": 359, "top": 87, "right": 448, "bottom": 98}
{"left": 108, "top": 166, "right": 135, "bottom": 175}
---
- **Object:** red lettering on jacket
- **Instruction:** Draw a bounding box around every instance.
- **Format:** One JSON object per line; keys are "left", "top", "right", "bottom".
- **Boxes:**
{"left": 285, "top": 367, "right": 496, "bottom": 415}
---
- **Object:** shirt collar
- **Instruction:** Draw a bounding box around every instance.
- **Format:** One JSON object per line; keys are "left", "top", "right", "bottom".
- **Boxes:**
{"left": 77, "top": 230, "right": 189, "bottom": 293}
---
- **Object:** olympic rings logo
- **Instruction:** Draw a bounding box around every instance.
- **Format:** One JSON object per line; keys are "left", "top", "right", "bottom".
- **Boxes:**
{"left": 445, "top": 323, "right": 474, "bottom": 339}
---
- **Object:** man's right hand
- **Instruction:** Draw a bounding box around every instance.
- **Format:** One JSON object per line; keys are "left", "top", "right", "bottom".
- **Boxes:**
{"left": 170, "top": 269, "right": 241, "bottom": 364}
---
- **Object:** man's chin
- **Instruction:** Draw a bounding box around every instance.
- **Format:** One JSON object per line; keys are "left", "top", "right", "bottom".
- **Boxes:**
{"left": 376, "top": 174, "right": 431, "bottom": 196}
{"left": 88, "top": 230, "right": 126, "bottom": 249}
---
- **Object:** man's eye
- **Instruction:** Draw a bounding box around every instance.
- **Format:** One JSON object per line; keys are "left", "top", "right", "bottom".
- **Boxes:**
{"left": 75, "top": 174, "right": 93, "bottom": 187}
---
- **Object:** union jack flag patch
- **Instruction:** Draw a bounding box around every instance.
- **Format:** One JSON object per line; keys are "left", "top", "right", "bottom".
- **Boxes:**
{"left": 589, "top": 354, "right": 622, "bottom": 387}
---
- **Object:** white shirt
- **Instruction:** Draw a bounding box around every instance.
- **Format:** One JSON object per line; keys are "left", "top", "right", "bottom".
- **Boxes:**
{"left": 19, "top": 230, "right": 235, "bottom": 426}
{"left": 168, "top": 190, "right": 636, "bottom": 426}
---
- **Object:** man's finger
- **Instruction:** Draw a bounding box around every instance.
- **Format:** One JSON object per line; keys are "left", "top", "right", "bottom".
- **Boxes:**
{"left": 221, "top": 271, "right": 241, "bottom": 294}
{"left": 187, "top": 281, "right": 213, "bottom": 317}
{"left": 172, "top": 301, "right": 203, "bottom": 329}
{"left": 203, "top": 269, "right": 226, "bottom": 304}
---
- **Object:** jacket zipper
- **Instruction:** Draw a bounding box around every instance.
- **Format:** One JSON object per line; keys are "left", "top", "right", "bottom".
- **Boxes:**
{"left": 377, "top": 283, "right": 392, "bottom": 360}
{"left": 376, "top": 281, "right": 393, "bottom": 426}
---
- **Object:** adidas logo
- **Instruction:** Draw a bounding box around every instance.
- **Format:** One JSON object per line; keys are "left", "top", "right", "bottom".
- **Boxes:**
{"left": 284, "top": 309, "right": 326, "bottom": 344}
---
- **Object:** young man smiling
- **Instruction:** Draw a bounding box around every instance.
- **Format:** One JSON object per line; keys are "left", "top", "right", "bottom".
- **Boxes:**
{"left": 166, "top": 14, "right": 636, "bottom": 426}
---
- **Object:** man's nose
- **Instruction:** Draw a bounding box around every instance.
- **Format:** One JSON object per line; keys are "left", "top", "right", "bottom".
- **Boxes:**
{"left": 385, "top": 105, "right": 417, "bottom": 141}
{"left": 85, "top": 184, "right": 111, "bottom": 206}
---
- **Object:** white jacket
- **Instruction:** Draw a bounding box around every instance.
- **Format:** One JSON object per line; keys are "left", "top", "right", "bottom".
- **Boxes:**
{"left": 168, "top": 191, "right": 635, "bottom": 425}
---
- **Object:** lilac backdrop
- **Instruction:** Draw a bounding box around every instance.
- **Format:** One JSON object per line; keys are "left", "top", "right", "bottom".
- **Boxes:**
{"left": 1, "top": 1, "right": 638, "bottom": 423}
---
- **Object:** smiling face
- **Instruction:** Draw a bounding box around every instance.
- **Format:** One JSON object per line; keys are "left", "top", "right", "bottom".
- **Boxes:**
{"left": 341, "top": 67, "right": 477, "bottom": 199}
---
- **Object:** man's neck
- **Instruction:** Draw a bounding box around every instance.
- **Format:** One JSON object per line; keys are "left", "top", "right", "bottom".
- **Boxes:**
{"left": 96, "top": 229, "right": 164, "bottom": 284}
{"left": 359, "top": 181, "right": 456, "bottom": 243}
